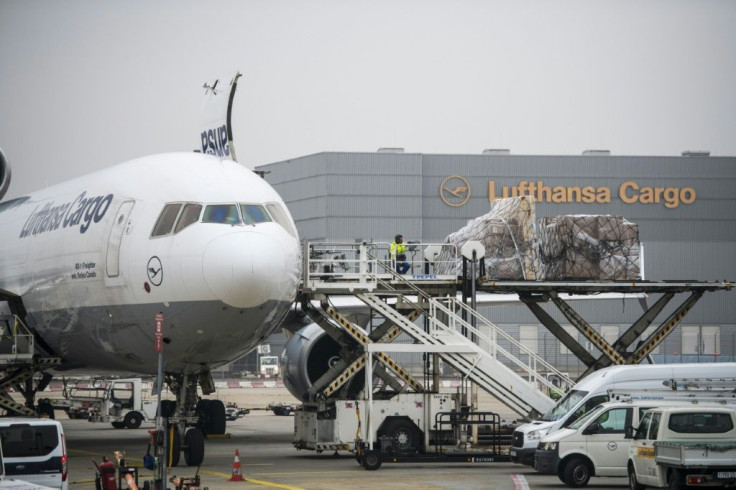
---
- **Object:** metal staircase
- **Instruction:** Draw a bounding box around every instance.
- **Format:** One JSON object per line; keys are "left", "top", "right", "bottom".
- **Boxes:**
{"left": 356, "top": 291, "right": 559, "bottom": 418}
{"left": 301, "top": 241, "right": 571, "bottom": 419}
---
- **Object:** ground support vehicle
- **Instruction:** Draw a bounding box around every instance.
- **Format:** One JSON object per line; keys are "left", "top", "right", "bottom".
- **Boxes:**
{"left": 627, "top": 406, "right": 736, "bottom": 489}
{"left": 269, "top": 402, "right": 296, "bottom": 416}
{"left": 511, "top": 364, "right": 736, "bottom": 466}
{"left": 294, "top": 392, "right": 511, "bottom": 470}
{"left": 355, "top": 406, "right": 511, "bottom": 471}
{"left": 64, "top": 378, "right": 158, "bottom": 429}
{"left": 0, "top": 418, "right": 68, "bottom": 489}
{"left": 225, "top": 405, "right": 249, "bottom": 421}
{"left": 534, "top": 389, "right": 736, "bottom": 488}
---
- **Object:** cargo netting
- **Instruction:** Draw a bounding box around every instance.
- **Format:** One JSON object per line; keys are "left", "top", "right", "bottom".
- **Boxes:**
{"left": 538, "top": 214, "right": 640, "bottom": 280}
{"left": 434, "top": 197, "right": 641, "bottom": 281}
{"left": 434, "top": 196, "right": 538, "bottom": 280}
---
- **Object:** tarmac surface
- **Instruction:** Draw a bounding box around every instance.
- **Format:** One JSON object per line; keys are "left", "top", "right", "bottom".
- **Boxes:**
{"left": 59, "top": 387, "right": 629, "bottom": 489}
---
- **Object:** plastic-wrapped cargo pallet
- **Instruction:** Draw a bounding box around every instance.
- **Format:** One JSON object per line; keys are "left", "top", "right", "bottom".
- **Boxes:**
{"left": 434, "top": 196, "right": 538, "bottom": 280}
{"left": 538, "top": 215, "right": 641, "bottom": 280}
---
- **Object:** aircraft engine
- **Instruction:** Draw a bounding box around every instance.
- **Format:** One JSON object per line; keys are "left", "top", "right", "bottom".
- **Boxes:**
{"left": 0, "top": 149, "right": 11, "bottom": 201}
{"left": 280, "top": 323, "right": 343, "bottom": 400}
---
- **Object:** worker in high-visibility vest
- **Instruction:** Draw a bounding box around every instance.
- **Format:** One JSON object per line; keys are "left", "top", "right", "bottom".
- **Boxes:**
{"left": 390, "top": 234, "right": 410, "bottom": 274}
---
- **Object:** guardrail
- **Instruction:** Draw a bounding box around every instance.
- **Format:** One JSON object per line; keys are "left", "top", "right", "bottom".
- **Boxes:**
{"left": 0, "top": 314, "right": 35, "bottom": 363}
{"left": 302, "top": 241, "right": 459, "bottom": 290}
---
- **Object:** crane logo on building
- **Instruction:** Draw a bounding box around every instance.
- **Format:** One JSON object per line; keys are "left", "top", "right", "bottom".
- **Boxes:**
{"left": 439, "top": 175, "right": 471, "bottom": 207}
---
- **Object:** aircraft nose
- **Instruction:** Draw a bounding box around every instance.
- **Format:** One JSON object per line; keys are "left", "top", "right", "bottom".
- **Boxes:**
{"left": 202, "top": 231, "right": 298, "bottom": 308}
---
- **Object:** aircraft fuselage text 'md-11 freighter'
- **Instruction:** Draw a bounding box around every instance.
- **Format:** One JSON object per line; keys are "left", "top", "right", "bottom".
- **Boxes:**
{"left": 0, "top": 149, "right": 301, "bottom": 466}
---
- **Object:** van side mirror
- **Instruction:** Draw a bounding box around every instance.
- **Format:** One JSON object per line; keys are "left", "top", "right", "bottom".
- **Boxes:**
{"left": 624, "top": 426, "right": 634, "bottom": 439}
{"left": 583, "top": 423, "right": 601, "bottom": 435}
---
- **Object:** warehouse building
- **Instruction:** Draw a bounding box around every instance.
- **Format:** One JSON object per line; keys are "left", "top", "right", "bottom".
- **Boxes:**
{"left": 232, "top": 149, "right": 736, "bottom": 377}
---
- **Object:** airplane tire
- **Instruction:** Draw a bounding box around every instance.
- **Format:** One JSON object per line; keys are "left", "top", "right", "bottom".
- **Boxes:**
{"left": 206, "top": 400, "right": 226, "bottom": 435}
{"left": 124, "top": 411, "right": 143, "bottom": 429}
{"left": 184, "top": 428, "right": 205, "bottom": 466}
{"left": 160, "top": 400, "right": 177, "bottom": 417}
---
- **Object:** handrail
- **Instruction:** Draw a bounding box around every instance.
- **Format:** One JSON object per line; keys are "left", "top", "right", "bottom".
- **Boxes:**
{"left": 0, "top": 314, "right": 35, "bottom": 360}
{"left": 428, "top": 298, "right": 573, "bottom": 393}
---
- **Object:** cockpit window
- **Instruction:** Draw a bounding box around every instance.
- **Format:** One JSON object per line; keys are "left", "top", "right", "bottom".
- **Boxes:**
{"left": 265, "top": 202, "right": 296, "bottom": 237}
{"left": 174, "top": 204, "right": 202, "bottom": 233}
{"left": 203, "top": 204, "right": 240, "bottom": 224}
{"left": 151, "top": 203, "right": 182, "bottom": 237}
{"left": 240, "top": 204, "right": 272, "bottom": 225}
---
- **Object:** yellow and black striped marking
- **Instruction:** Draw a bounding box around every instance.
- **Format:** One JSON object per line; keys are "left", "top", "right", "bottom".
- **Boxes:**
{"left": 322, "top": 305, "right": 424, "bottom": 393}
{"left": 323, "top": 357, "right": 366, "bottom": 397}
{"left": 632, "top": 301, "right": 695, "bottom": 364}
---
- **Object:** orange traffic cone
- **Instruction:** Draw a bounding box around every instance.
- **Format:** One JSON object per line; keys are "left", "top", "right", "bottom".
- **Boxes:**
{"left": 229, "top": 449, "right": 245, "bottom": 482}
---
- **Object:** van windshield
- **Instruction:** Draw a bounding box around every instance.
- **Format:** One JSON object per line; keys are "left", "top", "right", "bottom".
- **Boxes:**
{"left": 541, "top": 390, "right": 588, "bottom": 421}
{"left": 568, "top": 404, "right": 605, "bottom": 430}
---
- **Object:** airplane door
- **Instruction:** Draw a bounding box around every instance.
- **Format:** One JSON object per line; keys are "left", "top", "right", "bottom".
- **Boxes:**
{"left": 106, "top": 200, "right": 135, "bottom": 278}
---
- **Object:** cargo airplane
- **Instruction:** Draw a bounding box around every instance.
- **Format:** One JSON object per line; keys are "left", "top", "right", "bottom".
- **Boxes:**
{"left": 0, "top": 147, "right": 302, "bottom": 466}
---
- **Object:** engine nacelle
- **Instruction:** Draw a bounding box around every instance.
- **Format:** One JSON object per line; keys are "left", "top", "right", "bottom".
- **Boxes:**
{"left": 281, "top": 323, "right": 344, "bottom": 400}
{"left": 0, "top": 148, "right": 11, "bottom": 201}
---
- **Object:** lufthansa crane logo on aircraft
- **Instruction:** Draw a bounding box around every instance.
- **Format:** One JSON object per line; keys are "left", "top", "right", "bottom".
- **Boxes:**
{"left": 147, "top": 256, "right": 163, "bottom": 287}
{"left": 440, "top": 175, "right": 471, "bottom": 207}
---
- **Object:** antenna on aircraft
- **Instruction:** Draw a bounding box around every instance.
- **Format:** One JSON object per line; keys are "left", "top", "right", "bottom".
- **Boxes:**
{"left": 202, "top": 79, "right": 219, "bottom": 95}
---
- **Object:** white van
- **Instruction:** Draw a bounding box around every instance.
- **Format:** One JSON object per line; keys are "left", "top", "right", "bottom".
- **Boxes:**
{"left": 0, "top": 419, "right": 67, "bottom": 490}
{"left": 533, "top": 395, "right": 736, "bottom": 487}
{"left": 510, "top": 362, "right": 736, "bottom": 466}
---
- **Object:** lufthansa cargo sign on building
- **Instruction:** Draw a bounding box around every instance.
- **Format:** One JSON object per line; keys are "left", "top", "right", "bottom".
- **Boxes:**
{"left": 440, "top": 176, "right": 696, "bottom": 209}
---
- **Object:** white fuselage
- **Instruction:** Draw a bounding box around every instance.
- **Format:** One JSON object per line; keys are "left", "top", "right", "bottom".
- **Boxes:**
{"left": 0, "top": 153, "right": 301, "bottom": 375}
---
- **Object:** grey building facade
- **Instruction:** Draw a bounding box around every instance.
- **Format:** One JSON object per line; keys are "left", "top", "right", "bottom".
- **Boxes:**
{"left": 247, "top": 150, "right": 736, "bottom": 375}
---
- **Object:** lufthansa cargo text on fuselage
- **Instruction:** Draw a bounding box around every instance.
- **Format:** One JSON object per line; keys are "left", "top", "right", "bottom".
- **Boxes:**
{"left": 19, "top": 191, "right": 114, "bottom": 238}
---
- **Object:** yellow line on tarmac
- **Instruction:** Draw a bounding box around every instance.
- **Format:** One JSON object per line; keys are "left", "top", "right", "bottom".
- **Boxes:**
{"left": 258, "top": 470, "right": 357, "bottom": 476}
{"left": 202, "top": 471, "right": 303, "bottom": 489}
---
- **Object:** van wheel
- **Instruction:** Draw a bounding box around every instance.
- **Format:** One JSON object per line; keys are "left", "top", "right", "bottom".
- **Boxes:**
{"left": 124, "top": 411, "right": 143, "bottom": 429}
{"left": 628, "top": 464, "right": 645, "bottom": 490}
{"left": 668, "top": 469, "right": 685, "bottom": 490}
{"left": 562, "top": 458, "right": 591, "bottom": 488}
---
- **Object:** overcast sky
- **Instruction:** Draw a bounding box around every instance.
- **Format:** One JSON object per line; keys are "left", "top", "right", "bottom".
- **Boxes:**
{"left": 1, "top": 0, "right": 735, "bottom": 199}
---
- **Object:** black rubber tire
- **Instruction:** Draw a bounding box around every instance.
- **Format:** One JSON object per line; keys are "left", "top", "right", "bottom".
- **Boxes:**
{"left": 361, "top": 450, "right": 382, "bottom": 471}
{"left": 160, "top": 400, "right": 177, "bottom": 417}
{"left": 380, "top": 418, "right": 418, "bottom": 452}
{"left": 562, "top": 458, "right": 592, "bottom": 488}
{"left": 124, "top": 411, "right": 143, "bottom": 429}
{"left": 628, "top": 464, "right": 645, "bottom": 490}
{"left": 668, "top": 469, "right": 685, "bottom": 490}
{"left": 184, "top": 428, "right": 205, "bottom": 466}
{"left": 206, "top": 399, "right": 226, "bottom": 435}
{"left": 111, "top": 421, "right": 126, "bottom": 429}
{"left": 195, "top": 399, "right": 211, "bottom": 435}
